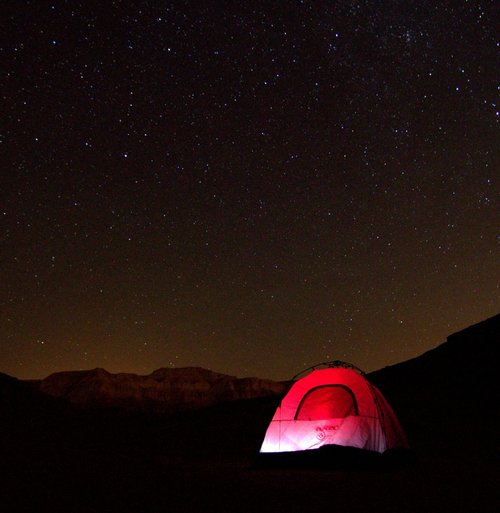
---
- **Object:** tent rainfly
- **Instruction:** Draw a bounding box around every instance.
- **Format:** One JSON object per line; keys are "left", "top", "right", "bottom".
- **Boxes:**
{"left": 260, "top": 362, "right": 409, "bottom": 455}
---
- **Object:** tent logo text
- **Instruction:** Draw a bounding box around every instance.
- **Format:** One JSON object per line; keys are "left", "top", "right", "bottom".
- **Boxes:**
{"left": 315, "top": 425, "right": 339, "bottom": 440}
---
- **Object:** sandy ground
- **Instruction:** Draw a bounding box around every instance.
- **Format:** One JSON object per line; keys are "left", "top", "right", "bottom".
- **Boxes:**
{"left": 3, "top": 450, "right": 498, "bottom": 513}
{"left": 1, "top": 398, "right": 498, "bottom": 513}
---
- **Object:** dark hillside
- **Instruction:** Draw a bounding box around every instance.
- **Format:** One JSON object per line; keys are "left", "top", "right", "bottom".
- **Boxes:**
{"left": 369, "top": 314, "right": 499, "bottom": 451}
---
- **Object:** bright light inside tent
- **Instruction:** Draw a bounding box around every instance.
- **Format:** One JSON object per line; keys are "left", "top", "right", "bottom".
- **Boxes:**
{"left": 259, "top": 367, "right": 408, "bottom": 454}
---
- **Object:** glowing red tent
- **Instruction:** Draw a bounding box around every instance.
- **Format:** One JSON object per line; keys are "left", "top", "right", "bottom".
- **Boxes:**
{"left": 260, "top": 362, "right": 408, "bottom": 455}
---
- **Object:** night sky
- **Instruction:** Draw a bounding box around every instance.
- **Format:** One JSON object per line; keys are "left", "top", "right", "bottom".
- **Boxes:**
{"left": 1, "top": 1, "right": 498, "bottom": 380}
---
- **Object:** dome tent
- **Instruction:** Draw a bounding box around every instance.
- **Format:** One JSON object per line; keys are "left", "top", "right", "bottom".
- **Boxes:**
{"left": 259, "top": 361, "right": 408, "bottom": 462}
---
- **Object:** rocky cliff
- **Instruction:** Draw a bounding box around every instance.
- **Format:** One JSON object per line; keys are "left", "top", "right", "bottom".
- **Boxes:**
{"left": 38, "top": 366, "right": 288, "bottom": 412}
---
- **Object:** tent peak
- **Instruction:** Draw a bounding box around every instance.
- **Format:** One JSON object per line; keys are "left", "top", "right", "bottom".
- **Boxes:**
{"left": 291, "top": 360, "right": 365, "bottom": 381}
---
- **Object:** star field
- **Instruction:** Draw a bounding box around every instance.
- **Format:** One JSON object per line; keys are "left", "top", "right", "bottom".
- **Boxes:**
{"left": 1, "top": 1, "right": 498, "bottom": 380}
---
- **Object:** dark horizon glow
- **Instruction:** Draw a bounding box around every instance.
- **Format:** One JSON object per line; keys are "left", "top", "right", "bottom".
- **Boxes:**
{"left": 1, "top": 1, "right": 498, "bottom": 381}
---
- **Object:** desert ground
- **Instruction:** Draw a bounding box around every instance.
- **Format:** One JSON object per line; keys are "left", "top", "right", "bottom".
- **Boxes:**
{"left": 1, "top": 393, "right": 498, "bottom": 513}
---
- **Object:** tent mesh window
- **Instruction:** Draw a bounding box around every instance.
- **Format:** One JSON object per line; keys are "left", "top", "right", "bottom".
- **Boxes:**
{"left": 294, "top": 385, "right": 358, "bottom": 420}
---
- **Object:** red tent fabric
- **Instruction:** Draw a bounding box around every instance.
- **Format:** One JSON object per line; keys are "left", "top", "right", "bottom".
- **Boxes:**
{"left": 260, "top": 367, "right": 408, "bottom": 454}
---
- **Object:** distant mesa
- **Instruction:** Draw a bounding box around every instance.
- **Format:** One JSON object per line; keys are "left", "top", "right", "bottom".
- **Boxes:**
{"left": 37, "top": 366, "right": 288, "bottom": 413}
{"left": 2, "top": 313, "right": 498, "bottom": 426}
